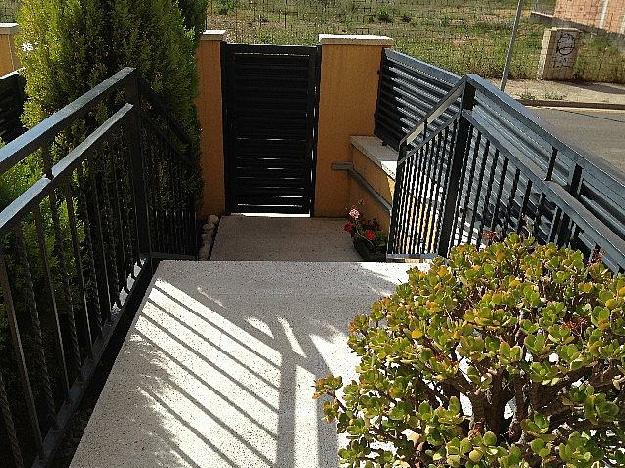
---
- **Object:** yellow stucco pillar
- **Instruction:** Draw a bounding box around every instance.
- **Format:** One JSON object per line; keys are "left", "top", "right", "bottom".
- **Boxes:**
{"left": 314, "top": 34, "right": 393, "bottom": 218}
{"left": 0, "top": 23, "right": 20, "bottom": 76}
{"left": 196, "top": 30, "right": 227, "bottom": 218}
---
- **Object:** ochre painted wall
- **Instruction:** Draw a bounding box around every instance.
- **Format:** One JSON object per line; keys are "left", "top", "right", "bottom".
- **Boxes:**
{"left": 0, "top": 27, "right": 20, "bottom": 76}
{"left": 196, "top": 34, "right": 226, "bottom": 218}
{"left": 348, "top": 148, "right": 394, "bottom": 232}
{"left": 314, "top": 43, "right": 388, "bottom": 217}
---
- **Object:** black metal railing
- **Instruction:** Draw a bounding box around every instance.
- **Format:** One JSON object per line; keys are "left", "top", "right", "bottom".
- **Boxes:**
{"left": 374, "top": 48, "right": 460, "bottom": 151}
{"left": 0, "top": 71, "right": 26, "bottom": 143}
{"left": 386, "top": 62, "right": 625, "bottom": 272}
{"left": 0, "top": 67, "right": 197, "bottom": 467}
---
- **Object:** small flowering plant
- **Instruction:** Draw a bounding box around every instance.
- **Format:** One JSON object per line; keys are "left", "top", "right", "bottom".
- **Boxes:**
{"left": 344, "top": 204, "right": 387, "bottom": 254}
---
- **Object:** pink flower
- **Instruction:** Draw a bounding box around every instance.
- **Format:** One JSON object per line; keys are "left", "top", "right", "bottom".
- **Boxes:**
{"left": 343, "top": 222, "right": 353, "bottom": 233}
{"left": 349, "top": 208, "right": 360, "bottom": 220}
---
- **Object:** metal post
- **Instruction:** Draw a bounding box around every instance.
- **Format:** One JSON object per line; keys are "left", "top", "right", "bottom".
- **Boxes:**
{"left": 501, "top": 0, "right": 524, "bottom": 91}
{"left": 437, "top": 83, "right": 475, "bottom": 257}
{"left": 125, "top": 72, "right": 154, "bottom": 271}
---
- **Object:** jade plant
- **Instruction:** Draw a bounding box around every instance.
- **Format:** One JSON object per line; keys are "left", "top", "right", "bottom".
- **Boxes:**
{"left": 314, "top": 234, "right": 625, "bottom": 467}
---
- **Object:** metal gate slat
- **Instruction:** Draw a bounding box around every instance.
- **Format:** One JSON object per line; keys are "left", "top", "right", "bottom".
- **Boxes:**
{"left": 223, "top": 43, "right": 320, "bottom": 214}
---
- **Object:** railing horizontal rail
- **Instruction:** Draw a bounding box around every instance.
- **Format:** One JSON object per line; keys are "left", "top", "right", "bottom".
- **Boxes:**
{"left": 0, "top": 105, "right": 133, "bottom": 234}
{"left": 0, "top": 67, "right": 197, "bottom": 467}
{"left": 385, "top": 52, "right": 625, "bottom": 272}
{"left": 0, "top": 67, "right": 135, "bottom": 174}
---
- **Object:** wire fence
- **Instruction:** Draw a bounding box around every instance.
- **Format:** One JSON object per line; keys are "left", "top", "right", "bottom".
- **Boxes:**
{"left": 207, "top": 0, "right": 547, "bottom": 78}
{"left": 207, "top": 0, "right": 625, "bottom": 82}
{"left": 0, "top": 0, "right": 623, "bottom": 82}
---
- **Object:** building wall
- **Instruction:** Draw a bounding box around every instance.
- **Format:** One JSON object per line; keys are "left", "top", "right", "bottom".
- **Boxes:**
{"left": 554, "top": 0, "right": 625, "bottom": 33}
{"left": 314, "top": 36, "right": 393, "bottom": 217}
{"left": 196, "top": 31, "right": 226, "bottom": 218}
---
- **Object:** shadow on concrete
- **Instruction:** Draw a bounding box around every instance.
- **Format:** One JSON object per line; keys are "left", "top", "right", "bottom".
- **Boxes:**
{"left": 70, "top": 261, "right": 417, "bottom": 467}
{"left": 566, "top": 81, "right": 625, "bottom": 96}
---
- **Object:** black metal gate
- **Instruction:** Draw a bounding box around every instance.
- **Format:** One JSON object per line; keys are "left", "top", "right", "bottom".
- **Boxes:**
{"left": 222, "top": 43, "right": 321, "bottom": 214}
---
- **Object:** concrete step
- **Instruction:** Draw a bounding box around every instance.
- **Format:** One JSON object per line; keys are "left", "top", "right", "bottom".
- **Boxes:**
{"left": 71, "top": 260, "right": 419, "bottom": 468}
{"left": 210, "top": 216, "right": 361, "bottom": 261}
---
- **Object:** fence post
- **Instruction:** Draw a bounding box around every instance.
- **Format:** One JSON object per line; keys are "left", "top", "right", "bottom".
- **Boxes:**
{"left": 436, "top": 82, "right": 475, "bottom": 257}
{"left": 125, "top": 72, "right": 153, "bottom": 270}
{"left": 387, "top": 141, "right": 407, "bottom": 257}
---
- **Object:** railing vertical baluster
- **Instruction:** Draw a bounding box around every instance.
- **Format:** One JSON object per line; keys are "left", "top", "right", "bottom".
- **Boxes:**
{"left": 77, "top": 165, "right": 105, "bottom": 334}
{"left": 414, "top": 138, "right": 436, "bottom": 252}
{"left": 0, "top": 250, "right": 43, "bottom": 456}
{"left": 0, "top": 369, "right": 24, "bottom": 467}
{"left": 502, "top": 168, "right": 521, "bottom": 234}
{"left": 63, "top": 180, "right": 94, "bottom": 355}
{"left": 546, "top": 147, "right": 557, "bottom": 181}
{"left": 533, "top": 193, "right": 547, "bottom": 240}
{"left": 109, "top": 140, "right": 130, "bottom": 287}
{"left": 125, "top": 75, "right": 153, "bottom": 270}
{"left": 437, "top": 83, "right": 474, "bottom": 257}
{"left": 424, "top": 128, "right": 446, "bottom": 251}
{"left": 517, "top": 179, "right": 533, "bottom": 234}
{"left": 83, "top": 163, "right": 113, "bottom": 323}
{"left": 476, "top": 148, "right": 500, "bottom": 247}
{"left": 410, "top": 143, "right": 428, "bottom": 253}
{"left": 433, "top": 119, "right": 458, "bottom": 253}
{"left": 404, "top": 150, "right": 420, "bottom": 253}
{"left": 97, "top": 151, "right": 122, "bottom": 307}
{"left": 555, "top": 163, "right": 584, "bottom": 247}
{"left": 388, "top": 143, "right": 407, "bottom": 256}
{"left": 121, "top": 129, "right": 142, "bottom": 269}
{"left": 14, "top": 222, "right": 58, "bottom": 426}
{"left": 454, "top": 128, "right": 480, "bottom": 245}
{"left": 467, "top": 139, "right": 490, "bottom": 244}
{"left": 490, "top": 157, "right": 510, "bottom": 234}
{"left": 33, "top": 206, "right": 73, "bottom": 395}
{"left": 45, "top": 184, "right": 83, "bottom": 379}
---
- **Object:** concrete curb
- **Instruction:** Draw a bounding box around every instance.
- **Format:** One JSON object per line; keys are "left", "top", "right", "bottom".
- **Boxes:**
{"left": 518, "top": 99, "right": 625, "bottom": 110}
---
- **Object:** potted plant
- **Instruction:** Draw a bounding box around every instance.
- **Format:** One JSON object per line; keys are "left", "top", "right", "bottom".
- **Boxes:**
{"left": 315, "top": 233, "right": 625, "bottom": 467}
{"left": 344, "top": 205, "right": 387, "bottom": 262}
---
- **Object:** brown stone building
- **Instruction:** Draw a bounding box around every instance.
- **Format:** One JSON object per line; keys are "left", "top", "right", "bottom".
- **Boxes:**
{"left": 554, "top": 0, "right": 625, "bottom": 33}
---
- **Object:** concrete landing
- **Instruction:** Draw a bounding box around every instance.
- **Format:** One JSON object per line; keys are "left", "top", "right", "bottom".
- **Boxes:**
{"left": 71, "top": 261, "right": 415, "bottom": 468}
{"left": 210, "top": 216, "right": 360, "bottom": 261}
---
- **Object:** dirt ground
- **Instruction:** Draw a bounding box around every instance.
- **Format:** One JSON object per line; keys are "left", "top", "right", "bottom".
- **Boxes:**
{"left": 497, "top": 79, "right": 625, "bottom": 105}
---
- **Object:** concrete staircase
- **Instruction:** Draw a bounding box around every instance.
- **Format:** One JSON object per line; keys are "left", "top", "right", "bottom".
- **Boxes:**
{"left": 71, "top": 217, "right": 419, "bottom": 467}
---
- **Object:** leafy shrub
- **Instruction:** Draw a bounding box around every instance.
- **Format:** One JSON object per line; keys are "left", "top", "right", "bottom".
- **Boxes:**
{"left": 177, "top": 0, "right": 210, "bottom": 42}
{"left": 217, "top": 0, "right": 238, "bottom": 15}
{"left": 315, "top": 234, "right": 625, "bottom": 467}
{"left": 17, "top": 0, "right": 205, "bottom": 139}
{"left": 575, "top": 34, "right": 625, "bottom": 84}
{"left": 375, "top": 6, "right": 393, "bottom": 24}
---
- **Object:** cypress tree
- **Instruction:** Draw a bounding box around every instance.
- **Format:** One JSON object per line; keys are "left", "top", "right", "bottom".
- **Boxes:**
{"left": 17, "top": 0, "right": 206, "bottom": 139}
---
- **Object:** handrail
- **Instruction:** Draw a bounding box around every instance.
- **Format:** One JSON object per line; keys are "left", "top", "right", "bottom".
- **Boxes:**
{"left": 0, "top": 68, "right": 198, "bottom": 467}
{"left": 388, "top": 61, "right": 625, "bottom": 270}
{"left": 137, "top": 76, "right": 194, "bottom": 150}
{"left": 466, "top": 74, "right": 625, "bottom": 188}
{"left": 0, "top": 67, "right": 135, "bottom": 174}
{"left": 0, "top": 105, "right": 133, "bottom": 234}
{"left": 399, "top": 77, "right": 465, "bottom": 150}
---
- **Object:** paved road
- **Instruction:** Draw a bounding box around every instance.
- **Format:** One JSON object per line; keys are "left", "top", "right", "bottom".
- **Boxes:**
{"left": 531, "top": 108, "right": 625, "bottom": 176}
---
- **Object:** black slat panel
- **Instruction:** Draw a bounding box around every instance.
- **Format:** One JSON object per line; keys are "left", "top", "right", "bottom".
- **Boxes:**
{"left": 222, "top": 44, "right": 320, "bottom": 214}
{"left": 374, "top": 49, "right": 460, "bottom": 150}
